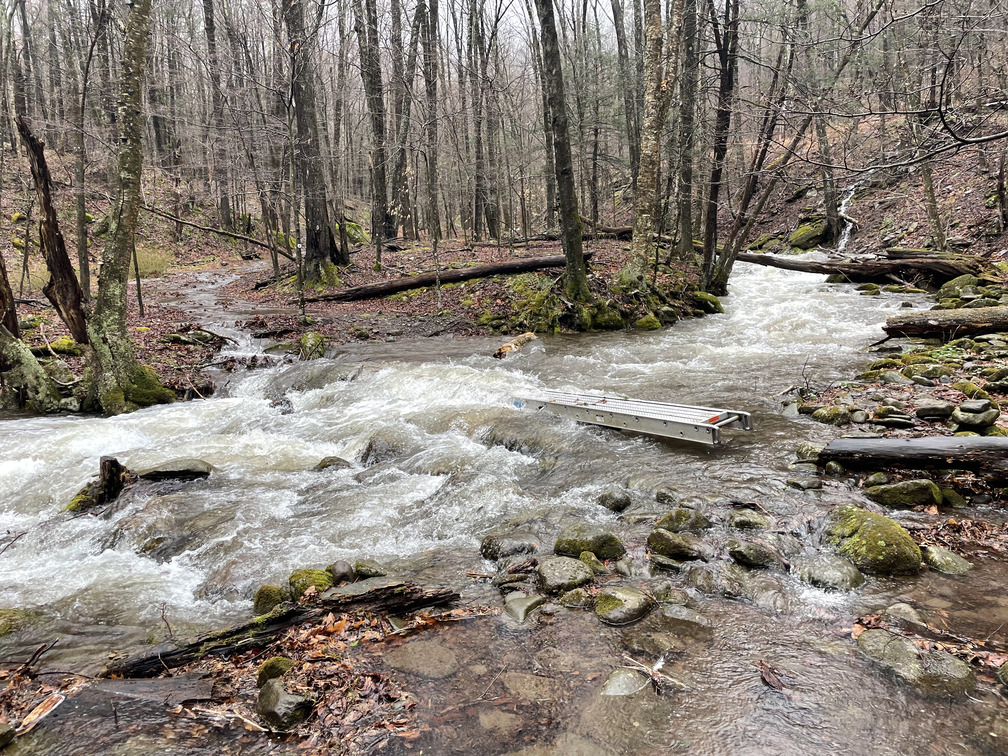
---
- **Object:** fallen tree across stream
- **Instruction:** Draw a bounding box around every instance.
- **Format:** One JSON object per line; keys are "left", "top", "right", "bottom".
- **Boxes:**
{"left": 305, "top": 252, "right": 592, "bottom": 303}
{"left": 103, "top": 579, "right": 459, "bottom": 678}
{"left": 818, "top": 436, "right": 1008, "bottom": 483}
{"left": 883, "top": 306, "right": 1008, "bottom": 339}
{"left": 735, "top": 252, "right": 980, "bottom": 284}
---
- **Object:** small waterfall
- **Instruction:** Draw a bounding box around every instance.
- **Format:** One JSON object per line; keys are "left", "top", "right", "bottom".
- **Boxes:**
{"left": 835, "top": 184, "right": 858, "bottom": 254}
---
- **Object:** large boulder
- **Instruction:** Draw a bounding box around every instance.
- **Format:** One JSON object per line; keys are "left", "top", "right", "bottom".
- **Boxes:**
{"left": 554, "top": 524, "right": 626, "bottom": 560}
{"left": 864, "top": 479, "right": 942, "bottom": 508}
{"left": 824, "top": 506, "right": 921, "bottom": 574}
{"left": 857, "top": 629, "right": 974, "bottom": 696}
{"left": 788, "top": 218, "right": 830, "bottom": 249}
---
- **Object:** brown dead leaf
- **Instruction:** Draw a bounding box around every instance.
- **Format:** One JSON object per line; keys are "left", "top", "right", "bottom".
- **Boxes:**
{"left": 752, "top": 659, "right": 786, "bottom": 692}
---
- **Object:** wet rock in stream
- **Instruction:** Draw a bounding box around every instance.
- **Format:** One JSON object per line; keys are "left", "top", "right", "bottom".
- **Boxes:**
{"left": 554, "top": 524, "right": 626, "bottom": 561}
{"left": 655, "top": 506, "right": 712, "bottom": 532}
{"left": 856, "top": 628, "right": 975, "bottom": 696}
{"left": 593, "top": 587, "right": 656, "bottom": 626}
{"left": 136, "top": 457, "right": 213, "bottom": 481}
{"left": 385, "top": 639, "right": 459, "bottom": 678}
{"left": 646, "top": 528, "right": 704, "bottom": 561}
{"left": 864, "top": 478, "right": 942, "bottom": 508}
{"left": 824, "top": 505, "right": 922, "bottom": 574}
{"left": 921, "top": 544, "right": 974, "bottom": 575}
{"left": 481, "top": 532, "right": 540, "bottom": 561}
{"left": 537, "top": 556, "right": 595, "bottom": 593}
{"left": 792, "top": 555, "right": 865, "bottom": 592}
{"left": 257, "top": 678, "right": 313, "bottom": 730}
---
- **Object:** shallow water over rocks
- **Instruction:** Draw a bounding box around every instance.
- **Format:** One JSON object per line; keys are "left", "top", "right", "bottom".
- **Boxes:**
{"left": 2, "top": 261, "right": 1007, "bottom": 754}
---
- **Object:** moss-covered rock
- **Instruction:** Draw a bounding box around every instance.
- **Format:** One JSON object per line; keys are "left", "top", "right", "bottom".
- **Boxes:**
{"left": 655, "top": 506, "right": 712, "bottom": 532}
{"left": 48, "top": 336, "right": 83, "bottom": 357}
{"left": 692, "top": 291, "right": 724, "bottom": 314}
{"left": 590, "top": 304, "right": 625, "bottom": 330}
{"left": 727, "top": 509, "right": 770, "bottom": 529}
{"left": 288, "top": 568, "right": 333, "bottom": 599}
{"left": 633, "top": 313, "right": 662, "bottom": 330}
{"left": 298, "top": 331, "right": 326, "bottom": 360}
{"left": 864, "top": 479, "right": 942, "bottom": 508}
{"left": 125, "top": 365, "right": 176, "bottom": 409}
{"left": 811, "top": 405, "right": 851, "bottom": 425}
{"left": 593, "top": 587, "right": 656, "bottom": 626}
{"left": 0, "top": 609, "right": 34, "bottom": 636}
{"left": 921, "top": 545, "right": 973, "bottom": 575}
{"left": 254, "top": 584, "right": 287, "bottom": 616}
{"left": 788, "top": 218, "right": 830, "bottom": 249}
{"left": 938, "top": 274, "right": 979, "bottom": 300}
{"left": 352, "top": 559, "right": 387, "bottom": 579}
{"left": 554, "top": 524, "right": 626, "bottom": 560}
{"left": 647, "top": 528, "right": 703, "bottom": 561}
{"left": 825, "top": 505, "right": 921, "bottom": 574}
{"left": 257, "top": 656, "right": 296, "bottom": 688}
{"left": 952, "top": 381, "right": 991, "bottom": 401}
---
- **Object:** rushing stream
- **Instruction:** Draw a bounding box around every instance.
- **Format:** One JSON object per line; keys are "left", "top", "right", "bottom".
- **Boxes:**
{"left": 2, "top": 261, "right": 1006, "bottom": 755}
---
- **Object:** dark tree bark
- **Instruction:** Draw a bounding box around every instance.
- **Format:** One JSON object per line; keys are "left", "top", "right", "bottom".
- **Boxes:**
{"left": 883, "top": 306, "right": 1008, "bottom": 339}
{"left": 15, "top": 115, "right": 88, "bottom": 344}
{"left": 735, "top": 251, "right": 978, "bottom": 283}
{"left": 533, "top": 0, "right": 589, "bottom": 301}
{"left": 283, "top": 0, "right": 340, "bottom": 275}
{"left": 675, "top": 0, "right": 698, "bottom": 260}
{"left": 352, "top": 0, "right": 394, "bottom": 245}
{"left": 610, "top": 0, "right": 640, "bottom": 187}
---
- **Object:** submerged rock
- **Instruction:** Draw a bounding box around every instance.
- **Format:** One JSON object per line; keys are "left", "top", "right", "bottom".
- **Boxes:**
{"left": 655, "top": 507, "right": 712, "bottom": 533}
{"left": 537, "top": 556, "right": 594, "bottom": 593}
{"left": 504, "top": 592, "right": 545, "bottom": 623}
{"left": 921, "top": 545, "right": 973, "bottom": 575}
{"left": 481, "top": 532, "right": 540, "bottom": 561}
{"left": 554, "top": 524, "right": 626, "bottom": 561}
{"left": 881, "top": 602, "right": 924, "bottom": 628}
{"left": 0, "top": 608, "right": 35, "bottom": 636}
{"left": 600, "top": 668, "right": 651, "bottom": 696}
{"left": 559, "top": 587, "right": 592, "bottom": 609}
{"left": 726, "top": 538, "right": 779, "bottom": 569}
{"left": 727, "top": 509, "right": 770, "bottom": 529}
{"left": 792, "top": 555, "right": 865, "bottom": 592}
{"left": 824, "top": 505, "right": 921, "bottom": 574}
{"left": 857, "top": 628, "right": 974, "bottom": 696}
{"left": 597, "top": 485, "right": 633, "bottom": 512}
{"left": 647, "top": 529, "right": 703, "bottom": 561}
{"left": 257, "top": 679, "right": 313, "bottom": 730}
{"left": 594, "top": 587, "right": 656, "bottom": 626}
{"left": 385, "top": 639, "right": 459, "bottom": 678}
{"left": 313, "top": 456, "right": 351, "bottom": 472}
{"left": 864, "top": 479, "right": 942, "bottom": 508}
{"left": 651, "top": 604, "right": 714, "bottom": 640}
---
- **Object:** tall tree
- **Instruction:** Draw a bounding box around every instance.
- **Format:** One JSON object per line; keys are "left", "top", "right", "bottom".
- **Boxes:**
{"left": 202, "top": 0, "right": 233, "bottom": 230}
{"left": 283, "top": 0, "right": 341, "bottom": 276}
{"left": 533, "top": 0, "right": 589, "bottom": 301}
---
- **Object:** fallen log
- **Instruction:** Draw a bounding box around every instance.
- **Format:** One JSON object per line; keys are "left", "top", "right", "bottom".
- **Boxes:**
{"left": 103, "top": 579, "right": 459, "bottom": 678}
{"left": 493, "top": 332, "right": 536, "bottom": 358}
{"left": 883, "top": 306, "right": 1008, "bottom": 339}
{"left": 735, "top": 252, "right": 980, "bottom": 284}
{"left": 818, "top": 436, "right": 1008, "bottom": 484}
{"left": 306, "top": 252, "right": 592, "bottom": 303}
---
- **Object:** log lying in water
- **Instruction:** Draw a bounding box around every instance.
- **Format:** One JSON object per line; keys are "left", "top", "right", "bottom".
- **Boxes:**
{"left": 306, "top": 252, "right": 592, "bottom": 303}
{"left": 818, "top": 436, "right": 1008, "bottom": 483}
{"left": 883, "top": 306, "right": 1008, "bottom": 339}
{"left": 103, "top": 579, "right": 459, "bottom": 678}
{"left": 735, "top": 252, "right": 979, "bottom": 284}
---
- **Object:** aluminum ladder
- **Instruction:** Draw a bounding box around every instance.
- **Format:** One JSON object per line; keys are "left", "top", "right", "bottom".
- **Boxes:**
{"left": 513, "top": 389, "right": 752, "bottom": 445}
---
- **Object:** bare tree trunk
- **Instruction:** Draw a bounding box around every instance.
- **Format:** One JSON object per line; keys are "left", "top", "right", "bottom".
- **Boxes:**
{"left": 85, "top": 0, "right": 174, "bottom": 414}
{"left": 610, "top": 0, "right": 640, "bottom": 187}
{"left": 202, "top": 0, "right": 233, "bottom": 230}
{"left": 675, "top": 0, "right": 698, "bottom": 260}
{"left": 533, "top": 0, "right": 589, "bottom": 301}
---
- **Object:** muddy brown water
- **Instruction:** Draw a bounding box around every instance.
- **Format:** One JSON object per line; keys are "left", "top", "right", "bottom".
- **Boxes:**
{"left": 1, "top": 262, "right": 1006, "bottom": 754}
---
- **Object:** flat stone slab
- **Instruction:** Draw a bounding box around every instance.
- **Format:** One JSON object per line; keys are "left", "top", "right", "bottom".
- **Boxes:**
{"left": 537, "top": 556, "right": 594, "bottom": 593}
{"left": 137, "top": 458, "right": 213, "bottom": 481}
{"left": 384, "top": 639, "right": 459, "bottom": 678}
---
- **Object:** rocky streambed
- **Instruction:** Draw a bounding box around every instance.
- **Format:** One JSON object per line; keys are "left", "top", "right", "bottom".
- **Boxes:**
{"left": 2, "top": 262, "right": 1008, "bottom": 755}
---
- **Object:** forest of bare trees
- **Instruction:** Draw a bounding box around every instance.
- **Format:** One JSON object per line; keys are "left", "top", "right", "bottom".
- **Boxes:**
{"left": 1, "top": 0, "right": 1008, "bottom": 410}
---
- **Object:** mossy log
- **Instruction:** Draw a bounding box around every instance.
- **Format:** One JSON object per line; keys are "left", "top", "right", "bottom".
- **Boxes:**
{"left": 883, "top": 306, "right": 1008, "bottom": 339}
{"left": 65, "top": 456, "right": 134, "bottom": 512}
{"left": 819, "top": 437, "right": 1008, "bottom": 483}
{"left": 306, "top": 253, "right": 592, "bottom": 303}
{"left": 102, "top": 580, "right": 459, "bottom": 678}
{"left": 735, "top": 252, "right": 980, "bottom": 284}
